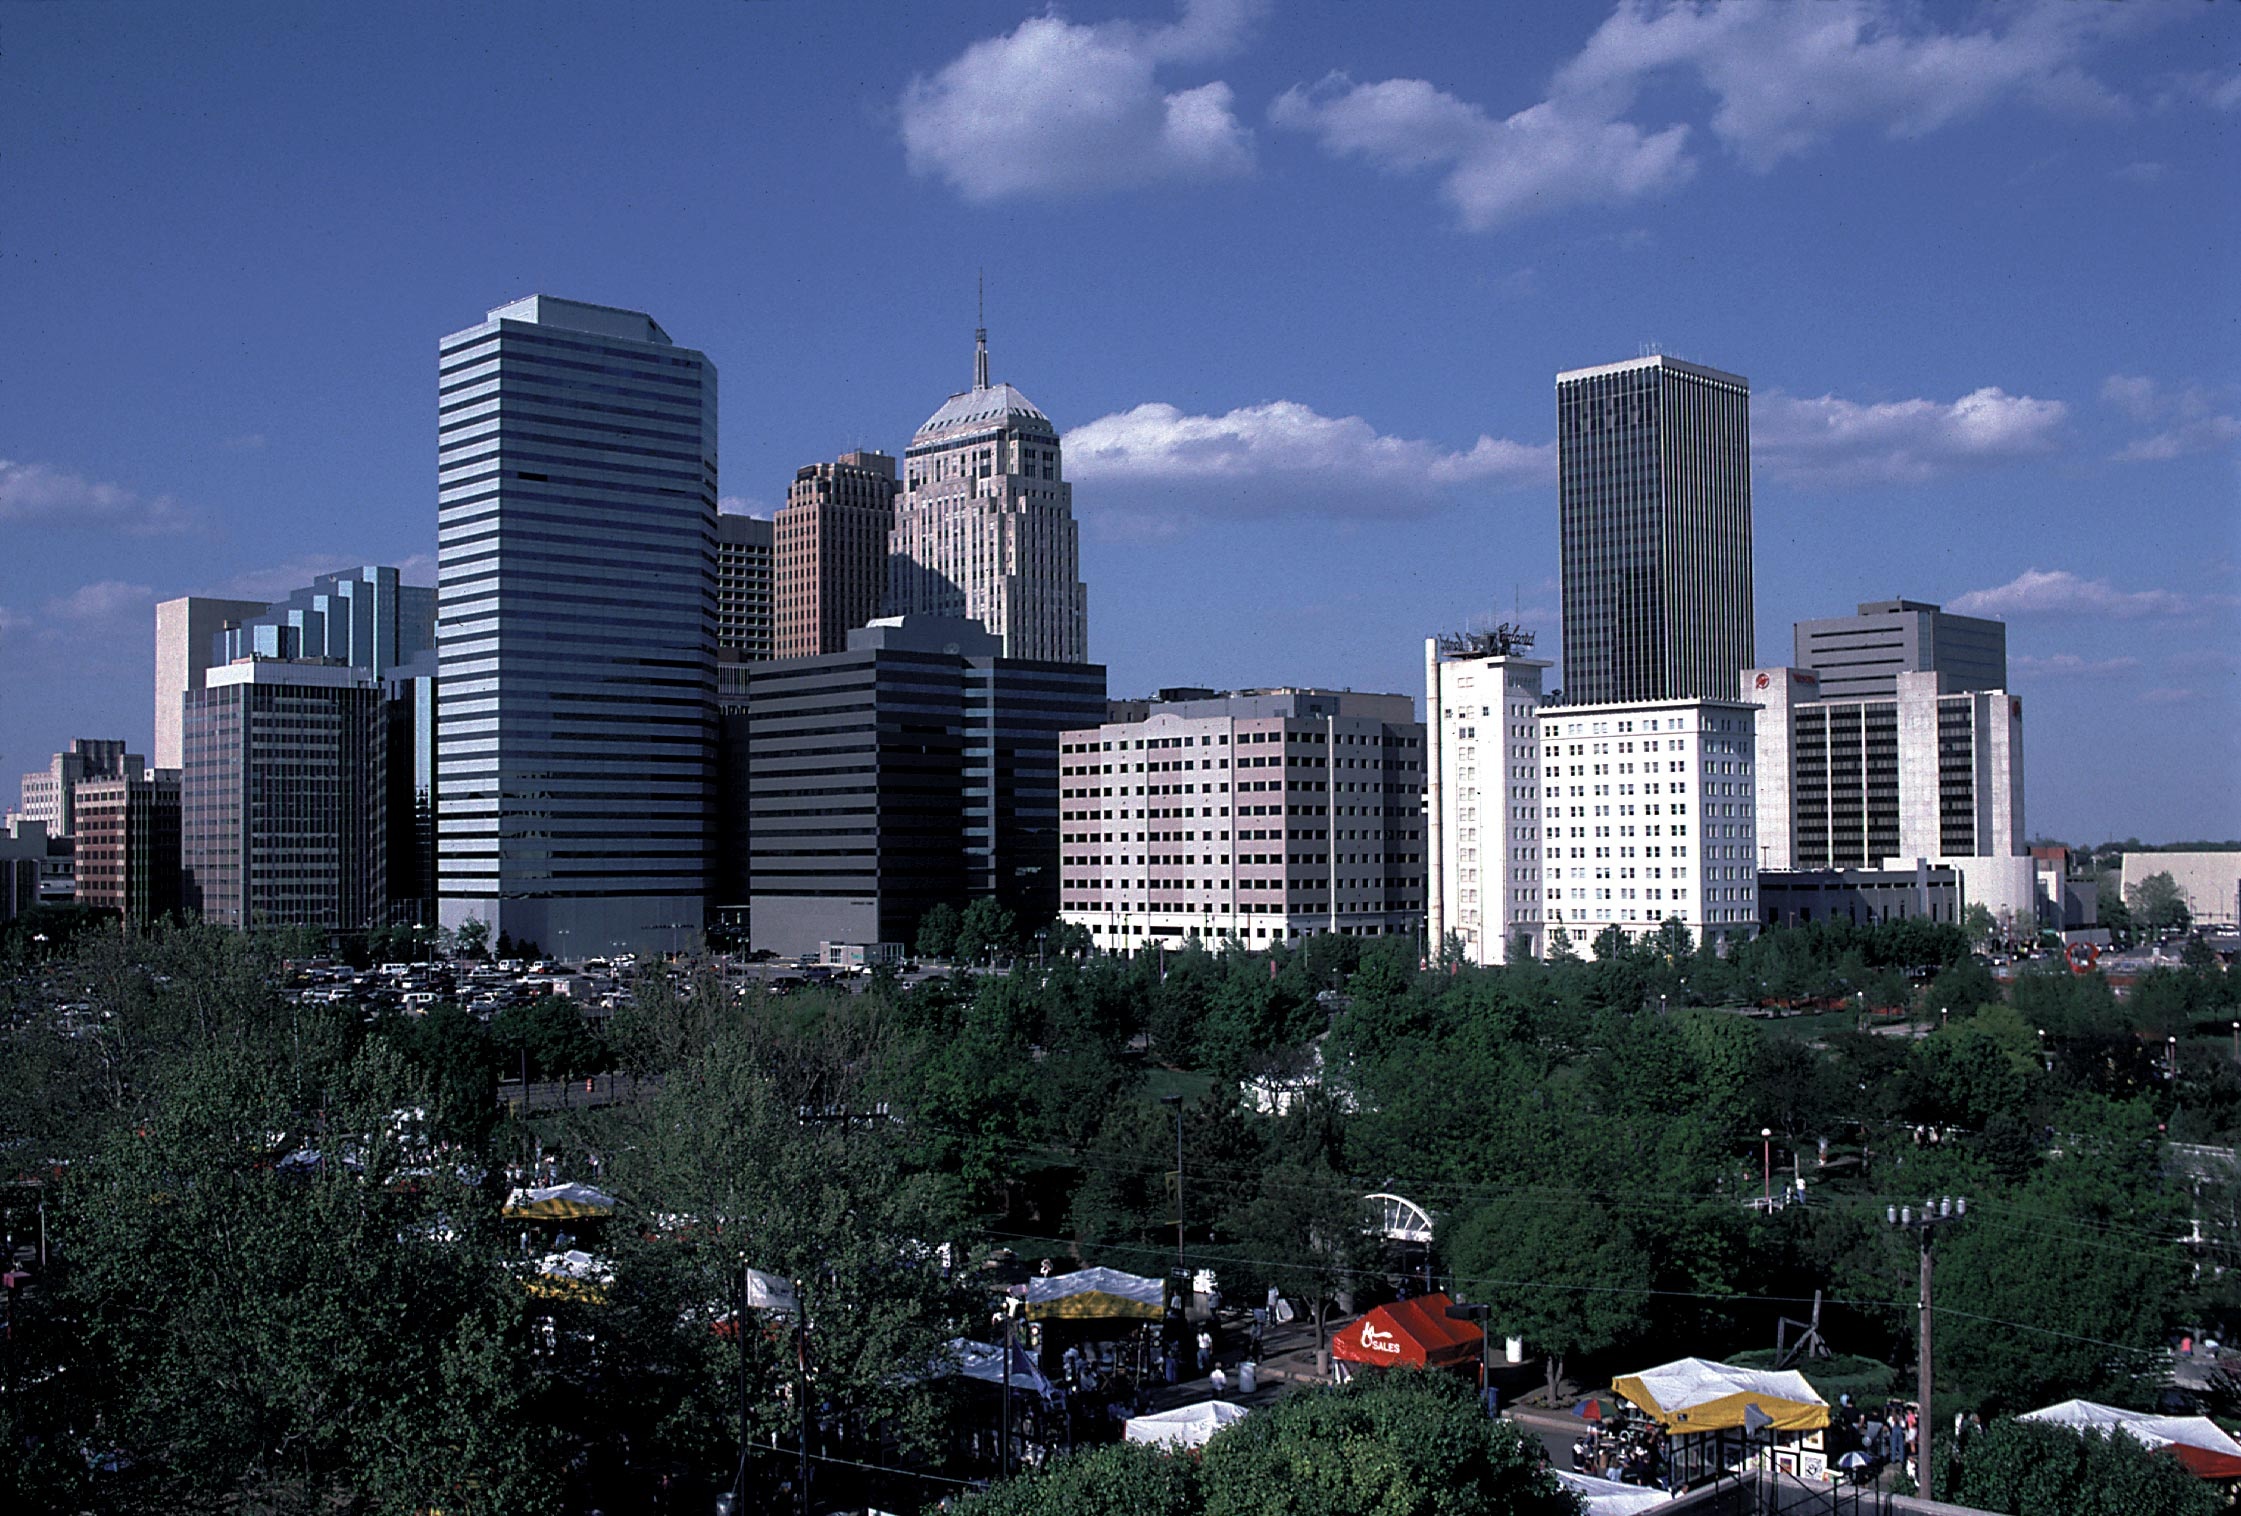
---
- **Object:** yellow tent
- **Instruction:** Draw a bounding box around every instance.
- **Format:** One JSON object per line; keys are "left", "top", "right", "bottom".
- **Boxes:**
{"left": 1611, "top": 1357, "right": 1829, "bottom": 1434}
{"left": 502, "top": 1182, "right": 615, "bottom": 1221}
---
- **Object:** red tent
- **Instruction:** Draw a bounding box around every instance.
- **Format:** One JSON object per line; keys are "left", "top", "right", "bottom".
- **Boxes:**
{"left": 1328, "top": 1293, "right": 1484, "bottom": 1371}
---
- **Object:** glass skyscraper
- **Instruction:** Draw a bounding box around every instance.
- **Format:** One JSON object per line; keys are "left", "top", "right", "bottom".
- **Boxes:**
{"left": 1557, "top": 355, "right": 1753, "bottom": 706}
{"left": 436, "top": 296, "right": 718, "bottom": 957}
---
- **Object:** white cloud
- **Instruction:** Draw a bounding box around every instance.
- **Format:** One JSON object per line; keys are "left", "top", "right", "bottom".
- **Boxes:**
{"left": 1270, "top": 73, "right": 1690, "bottom": 231}
{"left": 1755, "top": 386, "right": 2068, "bottom": 487}
{"left": 1274, "top": 0, "right": 2131, "bottom": 233}
{"left": 1949, "top": 569, "right": 2231, "bottom": 621}
{"left": 2010, "top": 653, "right": 2141, "bottom": 679}
{"left": 44, "top": 580, "right": 155, "bottom": 623}
{"left": 2101, "top": 374, "right": 2241, "bottom": 462}
{"left": 900, "top": 0, "right": 1261, "bottom": 202}
{"left": 1065, "top": 398, "right": 1552, "bottom": 521}
{"left": 2138, "top": 687, "right": 2197, "bottom": 707}
{"left": 718, "top": 496, "right": 775, "bottom": 520}
{"left": 0, "top": 459, "right": 196, "bottom": 535}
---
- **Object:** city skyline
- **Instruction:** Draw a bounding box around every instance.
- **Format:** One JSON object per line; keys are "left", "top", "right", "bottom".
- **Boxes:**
{"left": 3, "top": 1, "right": 2235, "bottom": 842}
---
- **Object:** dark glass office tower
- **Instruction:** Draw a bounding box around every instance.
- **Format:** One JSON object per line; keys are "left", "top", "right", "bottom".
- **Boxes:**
{"left": 436, "top": 297, "right": 718, "bottom": 958}
{"left": 1557, "top": 355, "right": 1753, "bottom": 705}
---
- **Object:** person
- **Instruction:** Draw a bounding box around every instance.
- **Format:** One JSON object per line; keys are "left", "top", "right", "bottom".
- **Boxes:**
{"left": 1197, "top": 1328, "right": 1213, "bottom": 1375}
{"left": 1163, "top": 1344, "right": 1178, "bottom": 1385}
{"left": 1210, "top": 1366, "right": 1228, "bottom": 1395}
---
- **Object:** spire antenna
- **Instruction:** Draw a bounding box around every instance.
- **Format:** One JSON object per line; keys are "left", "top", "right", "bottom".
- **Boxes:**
{"left": 974, "top": 270, "right": 990, "bottom": 390}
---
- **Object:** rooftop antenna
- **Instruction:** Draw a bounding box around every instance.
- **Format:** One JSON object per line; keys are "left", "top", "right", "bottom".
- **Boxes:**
{"left": 974, "top": 270, "right": 990, "bottom": 391}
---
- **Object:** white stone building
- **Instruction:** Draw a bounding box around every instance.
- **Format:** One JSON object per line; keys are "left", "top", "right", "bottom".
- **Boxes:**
{"left": 1537, "top": 697, "right": 1761, "bottom": 952}
{"left": 1425, "top": 633, "right": 1550, "bottom": 965}
{"left": 886, "top": 327, "right": 1086, "bottom": 664}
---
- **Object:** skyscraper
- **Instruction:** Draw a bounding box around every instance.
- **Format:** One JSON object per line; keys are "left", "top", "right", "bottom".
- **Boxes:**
{"left": 887, "top": 326, "right": 1087, "bottom": 663}
{"left": 1425, "top": 628, "right": 1551, "bottom": 965}
{"left": 154, "top": 598, "right": 266, "bottom": 770}
{"left": 436, "top": 296, "right": 718, "bottom": 957}
{"left": 774, "top": 450, "right": 898, "bottom": 658}
{"left": 181, "top": 660, "right": 387, "bottom": 931}
{"left": 1557, "top": 355, "right": 1753, "bottom": 706}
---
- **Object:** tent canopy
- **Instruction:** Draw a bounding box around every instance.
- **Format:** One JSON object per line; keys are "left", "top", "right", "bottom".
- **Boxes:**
{"left": 1124, "top": 1401, "right": 1252, "bottom": 1449}
{"left": 941, "top": 1338, "right": 1057, "bottom": 1398}
{"left": 1551, "top": 1470, "right": 1677, "bottom": 1513}
{"left": 503, "top": 1182, "right": 616, "bottom": 1220}
{"left": 1020, "top": 1265, "right": 1166, "bottom": 1322}
{"left": 2020, "top": 1399, "right": 2241, "bottom": 1480}
{"left": 1612, "top": 1358, "right": 1829, "bottom": 1434}
{"left": 1328, "top": 1293, "right": 1483, "bottom": 1371}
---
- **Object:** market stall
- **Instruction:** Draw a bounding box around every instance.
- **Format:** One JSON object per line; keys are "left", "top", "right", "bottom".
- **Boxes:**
{"left": 2019, "top": 1399, "right": 2241, "bottom": 1480}
{"left": 1019, "top": 1266, "right": 1167, "bottom": 1321}
{"left": 1328, "top": 1292, "right": 1483, "bottom": 1376}
{"left": 1610, "top": 1357, "right": 1830, "bottom": 1486}
{"left": 1551, "top": 1470, "right": 1676, "bottom": 1513}
{"left": 1124, "top": 1401, "right": 1251, "bottom": 1449}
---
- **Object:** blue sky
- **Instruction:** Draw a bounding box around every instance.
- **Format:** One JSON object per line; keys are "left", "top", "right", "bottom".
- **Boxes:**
{"left": 2, "top": 0, "right": 2235, "bottom": 843}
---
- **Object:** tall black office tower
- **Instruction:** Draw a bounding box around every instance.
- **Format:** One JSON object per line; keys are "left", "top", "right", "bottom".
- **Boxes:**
{"left": 1557, "top": 355, "right": 1753, "bottom": 705}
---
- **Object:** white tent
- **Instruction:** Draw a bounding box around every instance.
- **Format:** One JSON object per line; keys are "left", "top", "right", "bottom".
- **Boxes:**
{"left": 1611, "top": 1358, "right": 1829, "bottom": 1433}
{"left": 1124, "top": 1400, "right": 1252, "bottom": 1449}
{"left": 1020, "top": 1265, "right": 1166, "bottom": 1321}
{"left": 2020, "top": 1399, "right": 2241, "bottom": 1479}
{"left": 941, "top": 1338, "right": 1056, "bottom": 1397}
{"left": 1551, "top": 1471, "right": 1675, "bottom": 1513}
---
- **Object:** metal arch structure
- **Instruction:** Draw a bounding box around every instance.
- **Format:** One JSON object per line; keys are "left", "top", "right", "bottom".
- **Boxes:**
{"left": 1363, "top": 1192, "right": 1435, "bottom": 1245}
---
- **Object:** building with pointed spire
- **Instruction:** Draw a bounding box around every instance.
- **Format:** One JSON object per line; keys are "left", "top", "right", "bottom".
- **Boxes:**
{"left": 886, "top": 321, "right": 1087, "bottom": 664}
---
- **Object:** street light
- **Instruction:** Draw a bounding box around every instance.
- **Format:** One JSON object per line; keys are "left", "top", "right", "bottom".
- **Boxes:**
{"left": 1887, "top": 1195, "right": 1968, "bottom": 1452}
{"left": 1761, "top": 1128, "right": 1772, "bottom": 1208}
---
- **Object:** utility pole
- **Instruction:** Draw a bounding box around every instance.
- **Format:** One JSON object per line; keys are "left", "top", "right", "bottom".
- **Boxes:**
{"left": 795, "top": 1275, "right": 811, "bottom": 1516}
{"left": 1761, "top": 1128, "right": 1772, "bottom": 1208}
{"left": 1159, "top": 1094, "right": 1185, "bottom": 1283}
{"left": 1887, "top": 1196, "right": 1968, "bottom": 1470}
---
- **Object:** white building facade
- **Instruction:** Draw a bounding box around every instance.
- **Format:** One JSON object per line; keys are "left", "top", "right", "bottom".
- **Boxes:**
{"left": 1745, "top": 665, "right": 2034, "bottom": 928}
{"left": 1057, "top": 690, "right": 1424, "bottom": 953}
{"left": 1537, "top": 697, "right": 1760, "bottom": 952}
{"left": 1425, "top": 635, "right": 1549, "bottom": 965}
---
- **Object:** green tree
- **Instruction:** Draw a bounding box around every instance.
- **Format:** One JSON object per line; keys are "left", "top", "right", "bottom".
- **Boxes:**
{"left": 2127, "top": 871, "right": 2193, "bottom": 935}
{"left": 1448, "top": 1195, "right": 1651, "bottom": 1404}
{"left": 957, "top": 896, "right": 1021, "bottom": 965}
{"left": 916, "top": 901, "right": 961, "bottom": 960}
{"left": 454, "top": 916, "right": 492, "bottom": 959}
{"left": 1936, "top": 1418, "right": 2220, "bottom": 1516}
{"left": 1962, "top": 903, "right": 1998, "bottom": 950}
{"left": 957, "top": 1370, "right": 1574, "bottom": 1516}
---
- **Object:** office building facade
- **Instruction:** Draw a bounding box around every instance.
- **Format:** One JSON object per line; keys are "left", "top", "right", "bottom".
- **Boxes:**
{"left": 1558, "top": 355, "right": 1753, "bottom": 706}
{"left": 1058, "top": 689, "right": 1425, "bottom": 953}
{"left": 1792, "top": 598, "right": 2006, "bottom": 700}
{"left": 716, "top": 513, "right": 774, "bottom": 663}
{"left": 1746, "top": 664, "right": 2032, "bottom": 927}
{"left": 1759, "top": 860, "right": 1961, "bottom": 930}
{"left": 744, "top": 616, "right": 1105, "bottom": 957}
{"left": 888, "top": 329, "right": 1087, "bottom": 663}
{"left": 436, "top": 296, "right": 718, "bottom": 957}
{"left": 775, "top": 450, "right": 899, "bottom": 658}
{"left": 154, "top": 598, "right": 267, "bottom": 770}
{"left": 1426, "top": 631, "right": 1550, "bottom": 965}
{"left": 74, "top": 768, "right": 182, "bottom": 925}
{"left": 1538, "top": 696, "right": 1760, "bottom": 949}
{"left": 218, "top": 564, "right": 436, "bottom": 675}
{"left": 14, "top": 738, "right": 132, "bottom": 839}
{"left": 182, "top": 660, "right": 387, "bottom": 931}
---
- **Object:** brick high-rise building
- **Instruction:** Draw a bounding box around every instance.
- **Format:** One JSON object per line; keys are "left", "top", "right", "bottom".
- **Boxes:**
{"left": 74, "top": 767, "right": 181, "bottom": 926}
{"left": 774, "top": 451, "right": 898, "bottom": 658}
